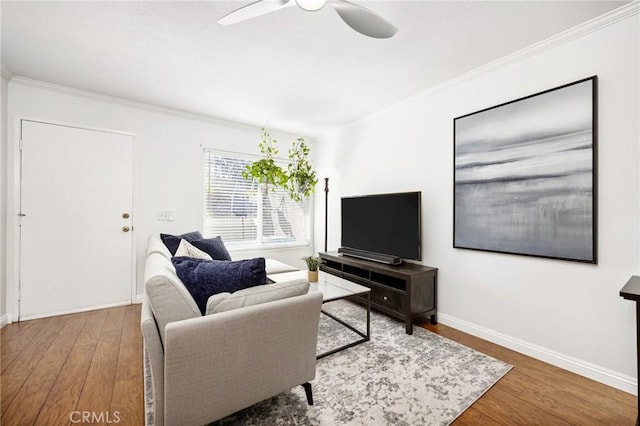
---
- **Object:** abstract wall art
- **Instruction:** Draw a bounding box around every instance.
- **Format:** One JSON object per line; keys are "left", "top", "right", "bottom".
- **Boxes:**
{"left": 453, "top": 76, "right": 597, "bottom": 263}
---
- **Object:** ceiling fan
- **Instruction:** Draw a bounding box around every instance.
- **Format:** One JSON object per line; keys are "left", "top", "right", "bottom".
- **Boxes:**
{"left": 218, "top": 0, "right": 397, "bottom": 39}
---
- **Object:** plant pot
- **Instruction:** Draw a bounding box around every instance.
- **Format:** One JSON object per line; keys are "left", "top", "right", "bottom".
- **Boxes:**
{"left": 308, "top": 270, "right": 318, "bottom": 283}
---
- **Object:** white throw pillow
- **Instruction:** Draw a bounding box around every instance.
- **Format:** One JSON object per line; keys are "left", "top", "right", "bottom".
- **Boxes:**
{"left": 175, "top": 239, "right": 213, "bottom": 260}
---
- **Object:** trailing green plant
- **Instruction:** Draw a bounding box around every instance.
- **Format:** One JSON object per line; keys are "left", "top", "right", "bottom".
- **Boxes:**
{"left": 301, "top": 254, "right": 323, "bottom": 271}
{"left": 242, "top": 128, "right": 288, "bottom": 188}
{"left": 287, "top": 137, "right": 318, "bottom": 202}
{"left": 243, "top": 128, "right": 318, "bottom": 202}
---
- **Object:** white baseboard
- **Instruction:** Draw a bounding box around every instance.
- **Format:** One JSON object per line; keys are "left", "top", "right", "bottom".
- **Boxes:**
{"left": 3, "top": 298, "right": 143, "bottom": 325}
{"left": 20, "top": 300, "right": 132, "bottom": 321}
{"left": 438, "top": 313, "right": 637, "bottom": 395}
{"left": 0, "top": 314, "right": 12, "bottom": 328}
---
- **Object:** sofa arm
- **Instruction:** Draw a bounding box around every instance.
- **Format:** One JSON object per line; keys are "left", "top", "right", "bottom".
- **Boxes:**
{"left": 163, "top": 291, "right": 322, "bottom": 426}
{"left": 140, "top": 296, "right": 165, "bottom": 426}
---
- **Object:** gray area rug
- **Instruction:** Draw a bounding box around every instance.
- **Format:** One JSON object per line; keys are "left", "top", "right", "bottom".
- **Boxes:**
{"left": 146, "top": 300, "right": 512, "bottom": 425}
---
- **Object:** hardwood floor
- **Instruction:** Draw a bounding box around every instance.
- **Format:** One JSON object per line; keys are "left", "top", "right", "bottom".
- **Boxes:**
{"left": 1, "top": 304, "right": 636, "bottom": 425}
{"left": 419, "top": 321, "right": 637, "bottom": 425}
{"left": 1, "top": 304, "right": 143, "bottom": 426}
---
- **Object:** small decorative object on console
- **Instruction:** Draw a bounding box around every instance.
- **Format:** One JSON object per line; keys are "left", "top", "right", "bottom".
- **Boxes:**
{"left": 302, "top": 255, "right": 323, "bottom": 282}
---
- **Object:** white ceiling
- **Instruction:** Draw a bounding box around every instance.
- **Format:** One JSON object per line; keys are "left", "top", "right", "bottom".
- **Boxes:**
{"left": 1, "top": 1, "right": 627, "bottom": 134}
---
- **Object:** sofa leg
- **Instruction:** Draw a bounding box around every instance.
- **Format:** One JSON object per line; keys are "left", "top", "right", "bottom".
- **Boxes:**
{"left": 302, "top": 382, "right": 313, "bottom": 405}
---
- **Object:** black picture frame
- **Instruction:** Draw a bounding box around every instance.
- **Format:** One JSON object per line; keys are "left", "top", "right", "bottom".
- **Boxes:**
{"left": 453, "top": 76, "right": 598, "bottom": 263}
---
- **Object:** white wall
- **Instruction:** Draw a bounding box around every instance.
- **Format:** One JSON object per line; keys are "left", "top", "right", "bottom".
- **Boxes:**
{"left": 1, "top": 74, "right": 8, "bottom": 325}
{"left": 316, "top": 13, "right": 640, "bottom": 392}
{"left": 5, "top": 80, "right": 315, "bottom": 319}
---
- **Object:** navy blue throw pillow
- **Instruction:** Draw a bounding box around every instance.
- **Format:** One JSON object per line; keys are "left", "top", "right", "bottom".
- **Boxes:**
{"left": 160, "top": 231, "right": 203, "bottom": 255}
{"left": 171, "top": 257, "right": 267, "bottom": 314}
{"left": 191, "top": 237, "right": 232, "bottom": 261}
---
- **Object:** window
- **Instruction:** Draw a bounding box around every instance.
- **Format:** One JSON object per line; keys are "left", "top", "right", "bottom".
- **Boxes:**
{"left": 203, "top": 149, "right": 312, "bottom": 250}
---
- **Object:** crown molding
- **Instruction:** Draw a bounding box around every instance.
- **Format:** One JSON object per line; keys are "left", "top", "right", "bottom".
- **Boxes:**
{"left": 9, "top": 76, "right": 318, "bottom": 137}
{"left": 352, "top": 1, "right": 640, "bottom": 127}
{"left": 9, "top": 76, "right": 282, "bottom": 134}
{"left": 446, "top": 1, "right": 640, "bottom": 88}
{"left": 6, "top": 2, "right": 637, "bottom": 135}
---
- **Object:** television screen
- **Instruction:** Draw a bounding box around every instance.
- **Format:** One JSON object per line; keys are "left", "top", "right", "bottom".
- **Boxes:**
{"left": 341, "top": 191, "right": 421, "bottom": 261}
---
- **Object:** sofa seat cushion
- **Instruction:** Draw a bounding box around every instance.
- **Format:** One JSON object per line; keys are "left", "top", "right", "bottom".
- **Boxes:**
{"left": 264, "top": 258, "right": 299, "bottom": 275}
{"left": 172, "top": 257, "right": 267, "bottom": 315}
{"left": 206, "top": 279, "right": 310, "bottom": 314}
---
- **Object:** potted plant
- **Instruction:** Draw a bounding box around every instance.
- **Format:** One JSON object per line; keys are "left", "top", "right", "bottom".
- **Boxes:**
{"left": 243, "top": 129, "right": 317, "bottom": 202}
{"left": 287, "top": 138, "right": 317, "bottom": 202}
{"left": 302, "top": 254, "right": 322, "bottom": 282}
{"left": 242, "top": 128, "right": 289, "bottom": 236}
{"left": 242, "top": 128, "right": 288, "bottom": 188}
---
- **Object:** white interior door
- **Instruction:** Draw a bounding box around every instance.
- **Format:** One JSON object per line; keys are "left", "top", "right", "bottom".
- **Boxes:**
{"left": 19, "top": 120, "right": 134, "bottom": 320}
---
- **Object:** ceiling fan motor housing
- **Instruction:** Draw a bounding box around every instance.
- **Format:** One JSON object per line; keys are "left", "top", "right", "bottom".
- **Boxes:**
{"left": 296, "top": 0, "right": 327, "bottom": 12}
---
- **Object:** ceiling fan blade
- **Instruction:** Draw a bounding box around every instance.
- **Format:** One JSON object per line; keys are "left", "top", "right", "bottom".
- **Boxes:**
{"left": 218, "top": 0, "right": 294, "bottom": 26}
{"left": 332, "top": 0, "right": 397, "bottom": 39}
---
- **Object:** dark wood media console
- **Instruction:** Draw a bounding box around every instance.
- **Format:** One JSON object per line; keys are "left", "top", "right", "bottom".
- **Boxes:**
{"left": 319, "top": 251, "right": 438, "bottom": 335}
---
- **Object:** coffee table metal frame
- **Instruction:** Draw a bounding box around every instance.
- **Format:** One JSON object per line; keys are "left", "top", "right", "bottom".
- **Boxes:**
{"left": 267, "top": 270, "right": 371, "bottom": 359}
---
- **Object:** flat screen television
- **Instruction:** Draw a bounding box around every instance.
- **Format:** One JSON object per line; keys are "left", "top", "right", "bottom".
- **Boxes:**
{"left": 340, "top": 191, "right": 421, "bottom": 264}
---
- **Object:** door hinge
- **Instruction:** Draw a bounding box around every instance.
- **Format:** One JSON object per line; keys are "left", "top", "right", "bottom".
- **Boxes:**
{"left": 17, "top": 285, "right": 21, "bottom": 302}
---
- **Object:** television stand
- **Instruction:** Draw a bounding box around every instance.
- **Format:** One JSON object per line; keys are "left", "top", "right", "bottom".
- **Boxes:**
{"left": 319, "top": 251, "right": 438, "bottom": 335}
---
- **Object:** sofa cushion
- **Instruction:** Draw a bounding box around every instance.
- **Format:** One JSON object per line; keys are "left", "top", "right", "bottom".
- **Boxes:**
{"left": 171, "top": 257, "right": 267, "bottom": 315}
{"left": 206, "top": 279, "right": 310, "bottom": 314}
{"left": 145, "top": 252, "right": 202, "bottom": 346}
{"left": 191, "top": 237, "right": 232, "bottom": 261}
{"left": 264, "top": 258, "right": 299, "bottom": 274}
{"left": 175, "top": 239, "right": 212, "bottom": 260}
{"left": 161, "top": 231, "right": 203, "bottom": 255}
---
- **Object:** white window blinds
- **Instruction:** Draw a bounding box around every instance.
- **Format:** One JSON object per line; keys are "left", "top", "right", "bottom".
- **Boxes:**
{"left": 203, "top": 149, "right": 311, "bottom": 250}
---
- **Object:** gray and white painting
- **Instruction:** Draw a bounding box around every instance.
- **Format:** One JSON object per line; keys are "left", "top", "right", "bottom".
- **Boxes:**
{"left": 454, "top": 78, "right": 596, "bottom": 262}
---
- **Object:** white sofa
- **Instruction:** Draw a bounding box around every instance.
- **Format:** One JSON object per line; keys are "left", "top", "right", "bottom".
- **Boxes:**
{"left": 141, "top": 235, "right": 323, "bottom": 426}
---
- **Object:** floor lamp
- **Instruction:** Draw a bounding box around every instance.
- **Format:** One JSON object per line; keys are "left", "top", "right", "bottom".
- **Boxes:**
{"left": 324, "top": 177, "right": 329, "bottom": 252}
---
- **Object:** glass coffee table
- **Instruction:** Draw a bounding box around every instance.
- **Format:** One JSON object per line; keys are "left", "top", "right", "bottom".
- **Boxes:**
{"left": 267, "top": 270, "right": 371, "bottom": 359}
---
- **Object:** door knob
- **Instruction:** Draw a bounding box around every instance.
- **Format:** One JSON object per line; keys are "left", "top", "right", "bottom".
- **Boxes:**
{"left": 122, "top": 212, "right": 130, "bottom": 219}
{"left": 122, "top": 226, "right": 130, "bottom": 232}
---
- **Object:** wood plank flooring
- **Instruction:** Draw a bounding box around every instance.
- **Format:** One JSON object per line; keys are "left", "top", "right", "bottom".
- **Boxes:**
{"left": 1, "top": 304, "right": 636, "bottom": 425}
{"left": 1, "top": 305, "right": 143, "bottom": 426}
{"left": 419, "top": 321, "right": 637, "bottom": 425}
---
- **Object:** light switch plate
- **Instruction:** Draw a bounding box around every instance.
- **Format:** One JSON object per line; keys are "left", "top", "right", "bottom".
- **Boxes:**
{"left": 157, "top": 210, "right": 174, "bottom": 221}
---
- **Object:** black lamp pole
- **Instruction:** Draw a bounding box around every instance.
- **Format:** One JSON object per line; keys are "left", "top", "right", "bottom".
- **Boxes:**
{"left": 324, "top": 177, "right": 329, "bottom": 252}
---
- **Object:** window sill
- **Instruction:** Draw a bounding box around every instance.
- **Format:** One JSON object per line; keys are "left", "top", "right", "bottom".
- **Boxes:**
{"left": 227, "top": 241, "right": 311, "bottom": 253}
